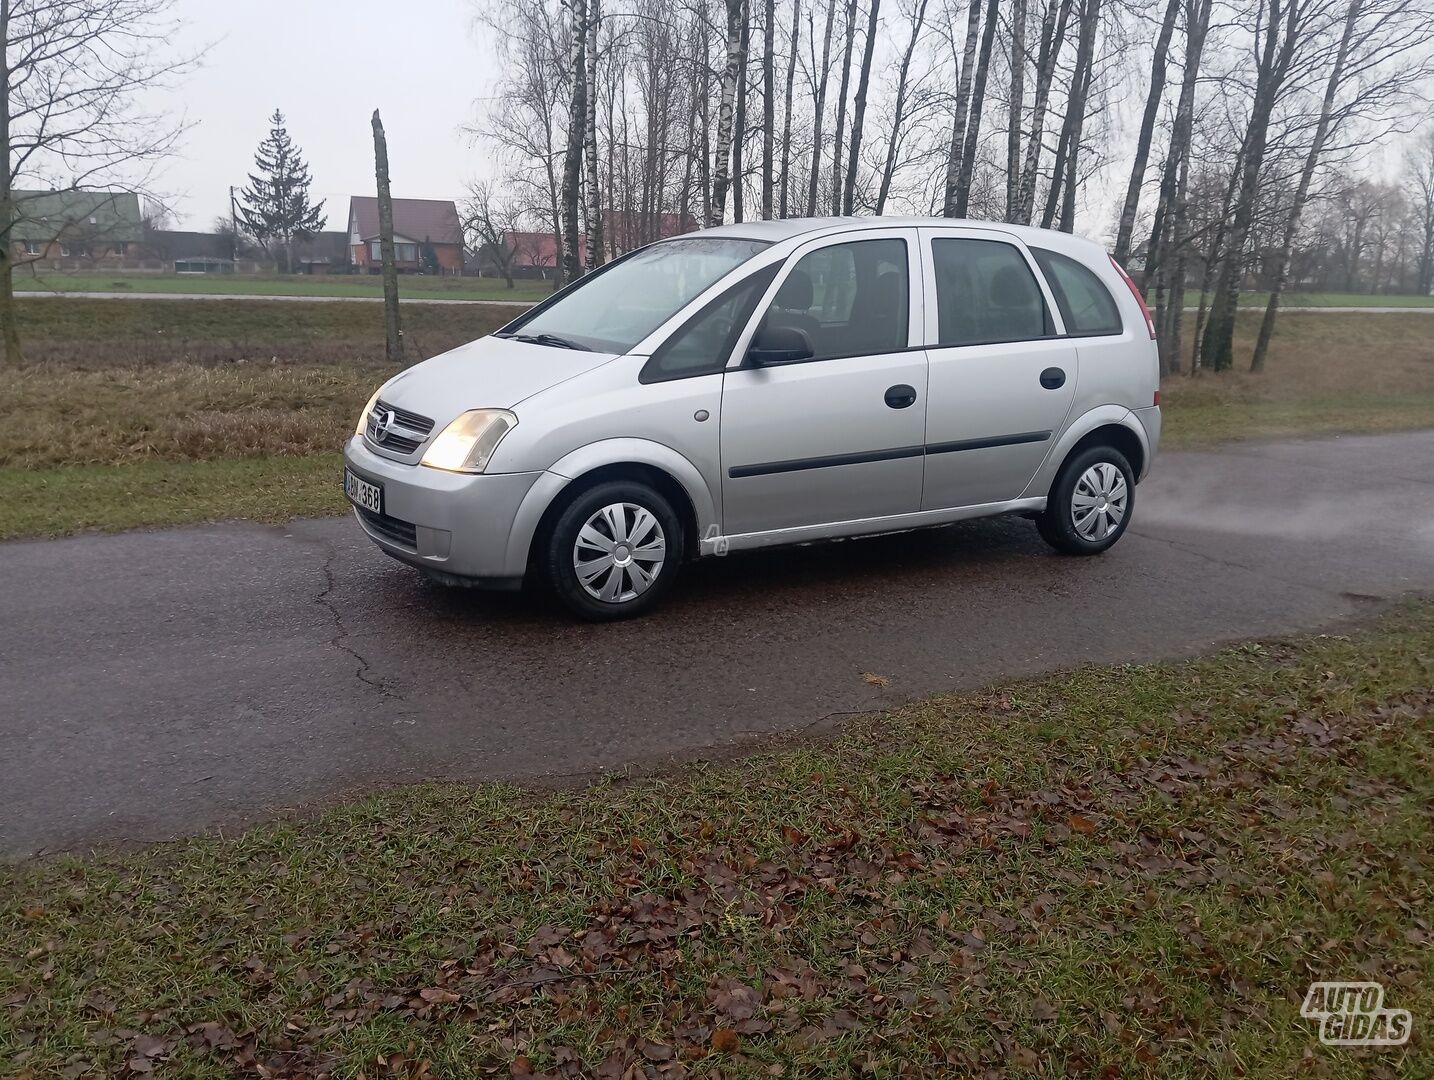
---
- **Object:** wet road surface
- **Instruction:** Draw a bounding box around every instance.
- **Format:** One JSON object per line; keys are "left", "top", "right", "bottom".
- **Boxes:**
{"left": 3, "top": 431, "right": 1432, "bottom": 857}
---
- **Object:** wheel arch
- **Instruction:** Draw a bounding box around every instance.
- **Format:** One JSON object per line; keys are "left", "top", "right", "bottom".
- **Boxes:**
{"left": 504, "top": 439, "right": 717, "bottom": 573}
{"left": 1020, "top": 406, "right": 1150, "bottom": 502}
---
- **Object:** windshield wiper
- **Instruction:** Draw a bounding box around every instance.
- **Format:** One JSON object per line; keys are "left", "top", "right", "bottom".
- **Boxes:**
{"left": 503, "top": 331, "right": 592, "bottom": 351}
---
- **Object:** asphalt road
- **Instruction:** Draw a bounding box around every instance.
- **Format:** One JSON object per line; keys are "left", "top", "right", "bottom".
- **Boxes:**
{"left": 4, "top": 431, "right": 1433, "bottom": 858}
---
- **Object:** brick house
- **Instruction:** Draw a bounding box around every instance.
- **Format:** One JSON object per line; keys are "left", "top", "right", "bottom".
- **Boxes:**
{"left": 8, "top": 189, "right": 145, "bottom": 266}
{"left": 347, "top": 196, "right": 463, "bottom": 274}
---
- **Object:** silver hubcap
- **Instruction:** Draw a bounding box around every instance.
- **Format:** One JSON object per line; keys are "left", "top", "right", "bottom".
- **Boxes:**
{"left": 1071, "top": 462, "right": 1128, "bottom": 541}
{"left": 572, "top": 502, "right": 666, "bottom": 603}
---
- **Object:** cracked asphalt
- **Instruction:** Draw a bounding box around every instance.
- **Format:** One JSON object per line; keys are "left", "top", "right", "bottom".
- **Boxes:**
{"left": 3, "top": 430, "right": 1432, "bottom": 858}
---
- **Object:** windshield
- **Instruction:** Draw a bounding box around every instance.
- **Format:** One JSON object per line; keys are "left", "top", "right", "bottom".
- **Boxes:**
{"left": 503, "top": 237, "right": 770, "bottom": 353}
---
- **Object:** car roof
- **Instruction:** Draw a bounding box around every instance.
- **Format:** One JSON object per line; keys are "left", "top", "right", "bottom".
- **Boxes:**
{"left": 690, "top": 216, "right": 1108, "bottom": 259}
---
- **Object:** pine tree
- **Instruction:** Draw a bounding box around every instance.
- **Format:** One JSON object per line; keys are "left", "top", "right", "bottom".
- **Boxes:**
{"left": 237, "top": 110, "right": 326, "bottom": 273}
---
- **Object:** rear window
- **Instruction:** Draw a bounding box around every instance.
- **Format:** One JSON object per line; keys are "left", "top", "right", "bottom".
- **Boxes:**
{"left": 1031, "top": 248, "right": 1122, "bottom": 336}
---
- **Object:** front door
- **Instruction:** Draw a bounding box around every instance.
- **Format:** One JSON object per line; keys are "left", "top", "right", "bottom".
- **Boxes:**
{"left": 918, "top": 227, "right": 1078, "bottom": 510}
{"left": 720, "top": 230, "right": 927, "bottom": 537}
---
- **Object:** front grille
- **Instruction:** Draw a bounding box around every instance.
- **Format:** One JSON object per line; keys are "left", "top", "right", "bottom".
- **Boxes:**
{"left": 365, "top": 400, "right": 435, "bottom": 455}
{"left": 357, "top": 507, "right": 418, "bottom": 550}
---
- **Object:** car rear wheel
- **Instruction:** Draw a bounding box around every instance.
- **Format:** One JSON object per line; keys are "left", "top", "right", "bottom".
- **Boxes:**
{"left": 1036, "top": 444, "right": 1135, "bottom": 555}
{"left": 544, "top": 480, "right": 683, "bottom": 620}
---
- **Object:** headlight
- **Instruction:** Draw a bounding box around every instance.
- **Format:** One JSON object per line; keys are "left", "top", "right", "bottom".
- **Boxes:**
{"left": 420, "top": 409, "right": 518, "bottom": 473}
{"left": 355, "top": 387, "right": 382, "bottom": 436}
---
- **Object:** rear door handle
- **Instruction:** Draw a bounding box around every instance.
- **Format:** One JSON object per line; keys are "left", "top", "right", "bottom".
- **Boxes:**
{"left": 884, "top": 383, "right": 917, "bottom": 409}
{"left": 1040, "top": 367, "right": 1066, "bottom": 390}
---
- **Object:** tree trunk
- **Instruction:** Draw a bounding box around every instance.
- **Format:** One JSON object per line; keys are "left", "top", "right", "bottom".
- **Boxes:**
{"left": 560, "top": 0, "right": 588, "bottom": 284}
{"left": 807, "top": 0, "right": 838, "bottom": 215}
{"left": 733, "top": 0, "right": 751, "bottom": 223}
{"left": 1056, "top": 0, "right": 1101, "bottom": 233}
{"left": 1016, "top": 0, "right": 1073, "bottom": 225}
{"left": 1190, "top": 143, "right": 1245, "bottom": 373}
{"left": 829, "top": 0, "right": 858, "bottom": 214}
{"left": 875, "top": 0, "right": 931, "bottom": 213}
{"left": 1112, "top": 0, "right": 1179, "bottom": 265}
{"left": 1251, "top": 0, "right": 1361, "bottom": 373}
{"left": 371, "top": 110, "right": 403, "bottom": 365}
{"left": 1005, "top": 0, "right": 1027, "bottom": 221}
{"left": 942, "top": 0, "right": 982, "bottom": 217}
{"left": 585, "top": 0, "right": 605, "bottom": 269}
{"left": 2, "top": 0, "right": 20, "bottom": 367}
{"left": 710, "top": 0, "right": 746, "bottom": 226}
{"left": 779, "top": 0, "right": 801, "bottom": 217}
{"left": 762, "top": 0, "right": 776, "bottom": 218}
{"left": 953, "top": 0, "right": 1000, "bottom": 219}
{"left": 842, "top": 0, "right": 881, "bottom": 214}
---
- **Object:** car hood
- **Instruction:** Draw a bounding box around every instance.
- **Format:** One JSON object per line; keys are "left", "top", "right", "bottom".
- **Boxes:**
{"left": 378, "top": 335, "right": 618, "bottom": 422}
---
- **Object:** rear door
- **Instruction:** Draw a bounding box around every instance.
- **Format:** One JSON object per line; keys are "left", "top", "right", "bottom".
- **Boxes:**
{"left": 918, "top": 226, "right": 1078, "bottom": 510}
{"left": 719, "top": 228, "right": 927, "bottom": 536}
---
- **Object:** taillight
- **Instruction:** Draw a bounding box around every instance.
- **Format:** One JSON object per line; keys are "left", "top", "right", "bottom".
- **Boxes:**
{"left": 1110, "top": 254, "right": 1156, "bottom": 339}
{"left": 1152, "top": 390, "right": 1161, "bottom": 407}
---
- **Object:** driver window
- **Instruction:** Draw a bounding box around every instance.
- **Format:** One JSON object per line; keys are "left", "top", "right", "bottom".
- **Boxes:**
{"left": 759, "top": 238, "right": 909, "bottom": 361}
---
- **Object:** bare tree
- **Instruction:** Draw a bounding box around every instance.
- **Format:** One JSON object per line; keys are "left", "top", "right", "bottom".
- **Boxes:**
{"left": 559, "top": 0, "right": 588, "bottom": 282}
{"left": 1042, "top": 0, "right": 1102, "bottom": 232}
{"left": 1014, "top": 0, "right": 1074, "bottom": 224}
{"left": 806, "top": 0, "right": 838, "bottom": 214}
{"left": 779, "top": 0, "right": 801, "bottom": 216}
{"left": 1199, "top": 0, "right": 1332, "bottom": 372}
{"left": 842, "top": 0, "right": 882, "bottom": 213}
{"left": 953, "top": 0, "right": 999, "bottom": 218}
{"left": 710, "top": 0, "right": 746, "bottom": 225}
{"left": 1410, "top": 128, "right": 1434, "bottom": 294}
{"left": 876, "top": 0, "right": 932, "bottom": 212}
{"left": 1112, "top": 0, "right": 1180, "bottom": 263}
{"left": 941, "top": 0, "right": 982, "bottom": 216}
{"left": 463, "top": 180, "right": 524, "bottom": 289}
{"left": 1004, "top": 0, "right": 1027, "bottom": 221}
{"left": 828, "top": 0, "right": 859, "bottom": 212}
{"left": 762, "top": 0, "right": 777, "bottom": 217}
{"left": 584, "top": 0, "right": 604, "bottom": 268}
{"left": 1, "top": 0, "right": 193, "bottom": 365}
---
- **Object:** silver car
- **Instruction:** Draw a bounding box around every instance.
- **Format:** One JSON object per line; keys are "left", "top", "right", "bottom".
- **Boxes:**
{"left": 344, "top": 217, "right": 1161, "bottom": 619}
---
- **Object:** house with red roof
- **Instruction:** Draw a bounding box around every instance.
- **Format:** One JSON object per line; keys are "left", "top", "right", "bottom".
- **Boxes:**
{"left": 347, "top": 196, "right": 463, "bottom": 274}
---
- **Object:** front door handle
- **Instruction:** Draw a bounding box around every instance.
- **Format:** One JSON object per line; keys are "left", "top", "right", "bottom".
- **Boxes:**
{"left": 1040, "top": 367, "right": 1066, "bottom": 390}
{"left": 884, "top": 383, "right": 917, "bottom": 409}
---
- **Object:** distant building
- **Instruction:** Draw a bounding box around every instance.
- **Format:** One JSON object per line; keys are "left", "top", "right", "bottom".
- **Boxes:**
{"left": 346, "top": 197, "right": 463, "bottom": 274}
{"left": 7, "top": 189, "right": 145, "bottom": 265}
{"left": 478, "top": 211, "right": 699, "bottom": 280}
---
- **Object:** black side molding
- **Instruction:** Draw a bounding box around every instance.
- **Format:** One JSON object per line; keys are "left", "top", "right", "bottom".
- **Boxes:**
{"left": 729, "top": 430, "right": 1052, "bottom": 478}
{"left": 925, "top": 430, "right": 1051, "bottom": 456}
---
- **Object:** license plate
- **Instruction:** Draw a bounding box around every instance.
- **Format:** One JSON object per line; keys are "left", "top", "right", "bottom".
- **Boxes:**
{"left": 344, "top": 468, "right": 383, "bottom": 515}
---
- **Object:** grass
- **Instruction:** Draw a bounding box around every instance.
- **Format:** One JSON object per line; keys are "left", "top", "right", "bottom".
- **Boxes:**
{"left": 1152, "top": 290, "right": 1434, "bottom": 309}
{"left": 1, "top": 304, "right": 1432, "bottom": 540}
{"left": 15, "top": 269, "right": 555, "bottom": 303}
{"left": 3, "top": 604, "right": 1431, "bottom": 1077}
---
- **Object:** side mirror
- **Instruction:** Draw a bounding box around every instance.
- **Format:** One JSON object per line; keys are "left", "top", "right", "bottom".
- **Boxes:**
{"left": 747, "top": 325, "right": 814, "bottom": 366}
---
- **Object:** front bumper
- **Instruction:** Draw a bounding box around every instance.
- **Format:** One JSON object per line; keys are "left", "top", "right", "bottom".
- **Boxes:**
{"left": 342, "top": 436, "right": 544, "bottom": 583}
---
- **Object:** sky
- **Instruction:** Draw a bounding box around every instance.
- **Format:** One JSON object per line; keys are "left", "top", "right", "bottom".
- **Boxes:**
{"left": 150, "top": 0, "right": 497, "bottom": 229}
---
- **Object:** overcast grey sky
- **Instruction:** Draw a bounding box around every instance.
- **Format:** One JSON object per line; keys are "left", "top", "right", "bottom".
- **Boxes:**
{"left": 154, "top": 1, "right": 496, "bottom": 229}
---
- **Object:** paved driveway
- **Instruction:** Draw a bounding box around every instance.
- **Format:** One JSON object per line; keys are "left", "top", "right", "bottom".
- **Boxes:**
{"left": 3, "top": 431, "right": 1432, "bottom": 857}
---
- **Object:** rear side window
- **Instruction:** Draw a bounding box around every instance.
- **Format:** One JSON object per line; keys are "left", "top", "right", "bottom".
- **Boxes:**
{"left": 930, "top": 238, "right": 1053, "bottom": 347}
{"left": 1031, "top": 248, "right": 1122, "bottom": 336}
{"left": 641, "top": 264, "right": 779, "bottom": 382}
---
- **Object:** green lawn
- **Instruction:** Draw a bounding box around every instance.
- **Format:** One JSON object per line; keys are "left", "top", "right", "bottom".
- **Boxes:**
{"left": 14, "top": 269, "right": 554, "bottom": 303}
{"left": 3, "top": 604, "right": 1430, "bottom": 1076}
{"left": 1155, "top": 289, "right": 1434, "bottom": 309}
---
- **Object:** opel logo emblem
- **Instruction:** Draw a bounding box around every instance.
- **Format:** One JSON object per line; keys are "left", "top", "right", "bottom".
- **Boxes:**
{"left": 373, "top": 408, "right": 396, "bottom": 439}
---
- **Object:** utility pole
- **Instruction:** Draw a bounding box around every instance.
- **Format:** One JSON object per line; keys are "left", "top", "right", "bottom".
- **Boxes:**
{"left": 371, "top": 109, "right": 403, "bottom": 365}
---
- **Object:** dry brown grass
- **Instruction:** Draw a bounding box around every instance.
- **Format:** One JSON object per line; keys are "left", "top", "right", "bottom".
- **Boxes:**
{"left": 1161, "top": 312, "right": 1434, "bottom": 446}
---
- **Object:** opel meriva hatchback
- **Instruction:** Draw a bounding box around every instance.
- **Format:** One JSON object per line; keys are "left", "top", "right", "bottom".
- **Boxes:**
{"left": 344, "top": 218, "right": 1161, "bottom": 619}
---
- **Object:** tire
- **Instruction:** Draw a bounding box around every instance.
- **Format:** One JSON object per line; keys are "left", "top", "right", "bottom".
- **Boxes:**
{"left": 543, "top": 480, "right": 683, "bottom": 620}
{"left": 1035, "top": 444, "right": 1135, "bottom": 556}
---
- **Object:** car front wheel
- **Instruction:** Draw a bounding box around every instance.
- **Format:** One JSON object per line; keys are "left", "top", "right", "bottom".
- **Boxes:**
{"left": 544, "top": 480, "right": 683, "bottom": 620}
{"left": 1036, "top": 445, "right": 1135, "bottom": 555}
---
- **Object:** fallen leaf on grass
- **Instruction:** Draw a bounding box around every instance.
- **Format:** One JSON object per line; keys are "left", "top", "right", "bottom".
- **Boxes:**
{"left": 862, "top": 672, "right": 890, "bottom": 688}
{"left": 711, "top": 1028, "right": 740, "bottom": 1053}
{"left": 1067, "top": 814, "right": 1098, "bottom": 834}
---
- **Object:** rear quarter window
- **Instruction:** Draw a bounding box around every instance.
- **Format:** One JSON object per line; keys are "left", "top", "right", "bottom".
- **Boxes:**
{"left": 1031, "top": 248, "right": 1123, "bottom": 336}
